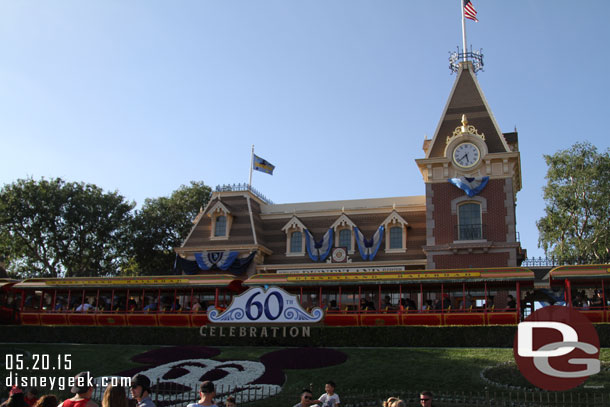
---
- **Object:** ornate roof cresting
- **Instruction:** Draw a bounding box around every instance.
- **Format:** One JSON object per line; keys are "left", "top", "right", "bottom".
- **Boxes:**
{"left": 446, "top": 114, "right": 485, "bottom": 145}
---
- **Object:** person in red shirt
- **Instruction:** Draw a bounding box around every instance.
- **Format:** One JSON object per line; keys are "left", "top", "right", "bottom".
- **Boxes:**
{"left": 58, "top": 372, "right": 98, "bottom": 407}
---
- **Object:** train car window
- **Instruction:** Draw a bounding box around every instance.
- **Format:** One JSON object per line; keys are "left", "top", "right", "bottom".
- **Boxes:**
{"left": 340, "top": 287, "right": 358, "bottom": 312}
{"left": 320, "top": 286, "right": 340, "bottom": 311}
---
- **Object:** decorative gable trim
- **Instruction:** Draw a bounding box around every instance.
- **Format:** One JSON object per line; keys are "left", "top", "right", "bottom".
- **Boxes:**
{"left": 281, "top": 216, "right": 307, "bottom": 233}
{"left": 206, "top": 200, "right": 231, "bottom": 217}
{"left": 382, "top": 210, "right": 409, "bottom": 227}
{"left": 330, "top": 213, "right": 357, "bottom": 231}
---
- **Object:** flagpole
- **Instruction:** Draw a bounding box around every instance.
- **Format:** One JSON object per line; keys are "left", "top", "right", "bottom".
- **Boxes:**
{"left": 249, "top": 145, "right": 254, "bottom": 189}
{"left": 461, "top": 0, "right": 467, "bottom": 62}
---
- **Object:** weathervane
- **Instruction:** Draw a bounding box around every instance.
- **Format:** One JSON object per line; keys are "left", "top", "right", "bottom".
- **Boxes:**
{"left": 449, "top": 0, "right": 484, "bottom": 74}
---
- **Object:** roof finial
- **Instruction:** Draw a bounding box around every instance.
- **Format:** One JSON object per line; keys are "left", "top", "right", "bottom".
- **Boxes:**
{"left": 461, "top": 114, "right": 468, "bottom": 131}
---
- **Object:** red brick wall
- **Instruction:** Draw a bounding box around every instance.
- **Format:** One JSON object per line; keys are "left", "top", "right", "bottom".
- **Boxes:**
{"left": 433, "top": 252, "right": 509, "bottom": 269}
{"left": 430, "top": 179, "right": 509, "bottom": 245}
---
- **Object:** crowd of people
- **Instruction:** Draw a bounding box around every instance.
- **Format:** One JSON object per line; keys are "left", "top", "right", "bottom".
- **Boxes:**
{"left": 2, "top": 373, "right": 435, "bottom": 407}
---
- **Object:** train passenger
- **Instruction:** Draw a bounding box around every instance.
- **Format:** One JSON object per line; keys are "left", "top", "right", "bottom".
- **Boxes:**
{"left": 506, "top": 295, "right": 516, "bottom": 310}
{"left": 191, "top": 298, "right": 202, "bottom": 312}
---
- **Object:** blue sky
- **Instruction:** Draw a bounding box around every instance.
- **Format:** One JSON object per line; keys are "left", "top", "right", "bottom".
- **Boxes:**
{"left": 1, "top": 1, "right": 609, "bottom": 259}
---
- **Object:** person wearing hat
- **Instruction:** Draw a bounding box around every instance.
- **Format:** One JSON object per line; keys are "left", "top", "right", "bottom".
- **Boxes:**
{"left": 186, "top": 381, "right": 217, "bottom": 407}
{"left": 58, "top": 372, "right": 98, "bottom": 407}
{"left": 129, "top": 374, "right": 155, "bottom": 407}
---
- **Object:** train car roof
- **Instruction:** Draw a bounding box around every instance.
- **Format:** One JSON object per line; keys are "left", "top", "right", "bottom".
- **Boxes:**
{"left": 549, "top": 265, "right": 610, "bottom": 280}
{"left": 0, "top": 279, "right": 19, "bottom": 290}
{"left": 13, "top": 274, "right": 239, "bottom": 289}
{"left": 244, "top": 267, "right": 534, "bottom": 286}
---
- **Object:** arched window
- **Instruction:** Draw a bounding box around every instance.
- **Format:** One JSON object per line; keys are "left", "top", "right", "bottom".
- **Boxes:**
{"left": 338, "top": 229, "right": 352, "bottom": 251}
{"left": 458, "top": 203, "right": 482, "bottom": 240}
{"left": 214, "top": 215, "right": 227, "bottom": 237}
{"left": 389, "top": 226, "right": 403, "bottom": 249}
{"left": 290, "top": 231, "right": 303, "bottom": 253}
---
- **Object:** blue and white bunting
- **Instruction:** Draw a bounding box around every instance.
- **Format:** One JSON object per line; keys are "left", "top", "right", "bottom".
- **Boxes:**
{"left": 194, "top": 251, "right": 240, "bottom": 271}
{"left": 354, "top": 226, "right": 384, "bottom": 261}
{"left": 304, "top": 228, "right": 333, "bottom": 262}
{"left": 449, "top": 176, "right": 489, "bottom": 197}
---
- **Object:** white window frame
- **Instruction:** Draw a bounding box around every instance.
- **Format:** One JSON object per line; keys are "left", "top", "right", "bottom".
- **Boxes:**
{"left": 207, "top": 201, "right": 233, "bottom": 240}
{"left": 382, "top": 210, "right": 408, "bottom": 253}
{"left": 331, "top": 213, "right": 357, "bottom": 254}
{"left": 281, "top": 216, "right": 307, "bottom": 256}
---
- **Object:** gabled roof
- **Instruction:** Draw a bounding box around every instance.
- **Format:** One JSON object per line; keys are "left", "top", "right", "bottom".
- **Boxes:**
{"left": 206, "top": 200, "right": 231, "bottom": 216}
{"left": 382, "top": 210, "right": 409, "bottom": 227}
{"left": 330, "top": 213, "right": 357, "bottom": 230}
{"left": 281, "top": 215, "right": 307, "bottom": 232}
{"left": 426, "top": 61, "right": 510, "bottom": 158}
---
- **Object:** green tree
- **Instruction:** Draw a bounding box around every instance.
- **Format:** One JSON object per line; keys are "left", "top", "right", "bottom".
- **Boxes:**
{"left": 129, "top": 181, "right": 211, "bottom": 275}
{"left": 537, "top": 142, "right": 610, "bottom": 264}
{"left": 0, "top": 178, "right": 135, "bottom": 277}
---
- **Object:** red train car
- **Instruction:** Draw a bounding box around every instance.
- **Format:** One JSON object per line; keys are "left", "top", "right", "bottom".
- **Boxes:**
{"left": 549, "top": 264, "right": 610, "bottom": 323}
{"left": 13, "top": 274, "right": 240, "bottom": 327}
{"left": 243, "top": 267, "right": 534, "bottom": 326}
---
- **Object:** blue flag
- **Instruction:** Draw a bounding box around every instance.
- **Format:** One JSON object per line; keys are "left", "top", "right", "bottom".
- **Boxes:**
{"left": 253, "top": 154, "right": 275, "bottom": 175}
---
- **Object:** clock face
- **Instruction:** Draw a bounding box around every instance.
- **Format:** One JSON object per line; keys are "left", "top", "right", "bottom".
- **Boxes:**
{"left": 453, "top": 142, "right": 481, "bottom": 168}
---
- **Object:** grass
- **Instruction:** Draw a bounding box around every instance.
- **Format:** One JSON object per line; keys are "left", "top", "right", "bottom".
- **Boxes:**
{"left": 2, "top": 344, "right": 609, "bottom": 406}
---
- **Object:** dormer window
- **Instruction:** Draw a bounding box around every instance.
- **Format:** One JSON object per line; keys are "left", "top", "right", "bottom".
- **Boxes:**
{"left": 338, "top": 229, "right": 352, "bottom": 251}
{"left": 331, "top": 213, "right": 356, "bottom": 254}
{"left": 282, "top": 216, "right": 307, "bottom": 256}
{"left": 214, "top": 215, "right": 227, "bottom": 237}
{"left": 207, "top": 200, "right": 232, "bottom": 240}
{"left": 389, "top": 226, "right": 403, "bottom": 249}
{"left": 290, "top": 231, "right": 303, "bottom": 253}
{"left": 382, "top": 210, "right": 408, "bottom": 253}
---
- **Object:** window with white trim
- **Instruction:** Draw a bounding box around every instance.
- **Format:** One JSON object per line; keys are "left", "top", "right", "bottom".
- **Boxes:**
{"left": 207, "top": 200, "right": 232, "bottom": 240}
{"left": 281, "top": 216, "right": 307, "bottom": 256}
{"left": 290, "top": 231, "right": 303, "bottom": 253}
{"left": 389, "top": 226, "right": 403, "bottom": 249}
{"left": 382, "top": 210, "right": 408, "bottom": 253}
{"left": 338, "top": 229, "right": 352, "bottom": 251}
{"left": 214, "top": 215, "right": 227, "bottom": 237}
{"left": 458, "top": 202, "right": 482, "bottom": 240}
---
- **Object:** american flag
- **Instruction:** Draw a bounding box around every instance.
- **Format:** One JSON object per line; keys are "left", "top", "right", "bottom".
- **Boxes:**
{"left": 464, "top": 0, "right": 479, "bottom": 22}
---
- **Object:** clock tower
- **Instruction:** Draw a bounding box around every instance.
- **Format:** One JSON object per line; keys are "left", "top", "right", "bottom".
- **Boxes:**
{"left": 415, "top": 60, "right": 525, "bottom": 269}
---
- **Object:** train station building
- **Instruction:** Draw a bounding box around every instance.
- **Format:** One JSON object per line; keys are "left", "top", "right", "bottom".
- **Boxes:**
{"left": 176, "top": 60, "right": 525, "bottom": 277}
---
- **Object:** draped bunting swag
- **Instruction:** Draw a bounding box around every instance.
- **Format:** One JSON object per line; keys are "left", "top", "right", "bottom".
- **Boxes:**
{"left": 305, "top": 228, "right": 333, "bottom": 262}
{"left": 175, "top": 251, "right": 257, "bottom": 275}
{"left": 354, "top": 226, "right": 385, "bottom": 261}
{"left": 449, "top": 176, "right": 489, "bottom": 197}
{"left": 195, "top": 251, "right": 239, "bottom": 271}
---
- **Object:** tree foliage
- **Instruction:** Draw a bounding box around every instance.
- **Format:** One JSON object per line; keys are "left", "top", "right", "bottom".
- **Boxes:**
{"left": 129, "top": 181, "right": 211, "bottom": 275}
{"left": 0, "top": 178, "right": 135, "bottom": 278}
{"left": 537, "top": 142, "right": 610, "bottom": 264}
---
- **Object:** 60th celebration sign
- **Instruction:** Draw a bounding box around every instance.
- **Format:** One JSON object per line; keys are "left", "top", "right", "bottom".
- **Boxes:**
{"left": 207, "top": 286, "right": 323, "bottom": 324}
